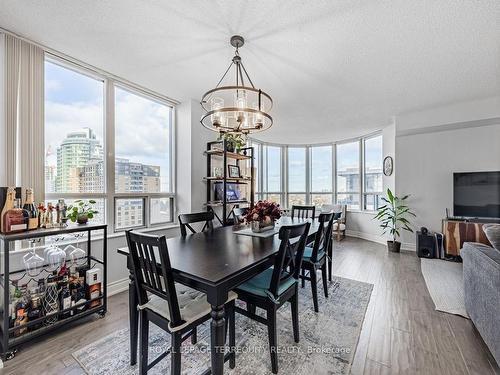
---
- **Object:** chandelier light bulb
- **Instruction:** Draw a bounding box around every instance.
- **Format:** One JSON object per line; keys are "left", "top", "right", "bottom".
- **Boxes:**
{"left": 211, "top": 97, "right": 224, "bottom": 127}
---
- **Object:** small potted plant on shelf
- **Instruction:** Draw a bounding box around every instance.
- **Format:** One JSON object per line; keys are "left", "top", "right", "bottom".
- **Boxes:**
{"left": 245, "top": 200, "right": 282, "bottom": 233}
{"left": 66, "top": 199, "right": 98, "bottom": 225}
{"left": 374, "top": 188, "right": 416, "bottom": 252}
{"left": 218, "top": 132, "right": 246, "bottom": 153}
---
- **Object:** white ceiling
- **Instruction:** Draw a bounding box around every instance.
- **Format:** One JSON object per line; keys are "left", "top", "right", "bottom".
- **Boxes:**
{"left": 1, "top": 0, "right": 499, "bottom": 143}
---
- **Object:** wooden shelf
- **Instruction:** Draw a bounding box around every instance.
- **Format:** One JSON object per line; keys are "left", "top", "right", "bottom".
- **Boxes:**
{"left": 205, "top": 200, "right": 249, "bottom": 207}
{"left": 204, "top": 149, "right": 252, "bottom": 160}
{"left": 203, "top": 177, "right": 251, "bottom": 183}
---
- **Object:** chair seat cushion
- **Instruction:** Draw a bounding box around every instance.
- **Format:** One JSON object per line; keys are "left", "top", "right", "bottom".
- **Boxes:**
{"left": 139, "top": 284, "right": 237, "bottom": 331}
{"left": 303, "top": 246, "right": 326, "bottom": 262}
{"left": 333, "top": 223, "right": 346, "bottom": 231}
{"left": 236, "top": 268, "right": 297, "bottom": 298}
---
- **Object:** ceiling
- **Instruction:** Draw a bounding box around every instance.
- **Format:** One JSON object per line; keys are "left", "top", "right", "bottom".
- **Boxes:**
{"left": 1, "top": 0, "right": 499, "bottom": 143}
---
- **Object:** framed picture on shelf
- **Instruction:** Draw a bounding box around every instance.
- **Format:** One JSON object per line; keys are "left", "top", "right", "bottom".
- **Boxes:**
{"left": 214, "top": 183, "right": 242, "bottom": 201}
{"left": 228, "top": 164, "right": 240, "bottom": 178}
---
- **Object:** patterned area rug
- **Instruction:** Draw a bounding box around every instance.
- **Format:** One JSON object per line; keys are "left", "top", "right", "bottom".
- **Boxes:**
{"left": 73, "top": 276, "right": 373, "bottom": 375}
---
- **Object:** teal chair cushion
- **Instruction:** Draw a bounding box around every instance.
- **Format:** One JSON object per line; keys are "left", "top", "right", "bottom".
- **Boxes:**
{"left": 303, "top": 246, "right": 326, "bottom": 262}
{"left": 236, "top": 268, "right": 297, "bottom": 298}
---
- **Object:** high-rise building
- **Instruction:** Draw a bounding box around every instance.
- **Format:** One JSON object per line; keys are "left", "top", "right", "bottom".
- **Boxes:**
{"left": 56, "top": 128, "right": 103, "bottom": 193}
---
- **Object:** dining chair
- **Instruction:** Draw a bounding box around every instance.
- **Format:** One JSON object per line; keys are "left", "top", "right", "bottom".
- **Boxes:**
{"left": 290, "top": 205, "right": 315, "bottom": 219}
{"left": 330, "top": 204, "right": 347, "bottom": 241}
{"left": 125, "top": 230, "right": 237, "bottom": 375}
{"left": 234, "top": 222, "right": 311, "bottom": 374}
{"left": 299, "top": 212, "right": 334, "bottom": 312}
{"left": 232, "top": 207, "right": 249, "bottom": 224}
{"left": 178, "top": 211, "right": 214, "bottom": 236}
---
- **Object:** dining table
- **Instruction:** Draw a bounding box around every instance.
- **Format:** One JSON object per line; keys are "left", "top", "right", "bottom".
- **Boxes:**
{"left": 117, "top": 217, "right": 333, "bottom": 375}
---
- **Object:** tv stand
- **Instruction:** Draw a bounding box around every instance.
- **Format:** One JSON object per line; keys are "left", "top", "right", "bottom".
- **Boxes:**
{"left": 442, "top": 218, "right": 495, "bottom": 256}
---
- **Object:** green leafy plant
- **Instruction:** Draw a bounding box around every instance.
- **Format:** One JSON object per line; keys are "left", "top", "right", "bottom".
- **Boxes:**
{"left": 66, "top": 199, "right": 98, "bottom": 223}
{"left": 218, "top": 132, "right": 246, "bottom": 153}
{"left": 374, "top": 188, "right": 416, "bottom": 244}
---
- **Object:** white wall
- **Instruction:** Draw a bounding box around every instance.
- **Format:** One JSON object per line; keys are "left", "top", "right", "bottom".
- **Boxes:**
{"left": 396, "top": 122, "right": 500, "bottom": 249}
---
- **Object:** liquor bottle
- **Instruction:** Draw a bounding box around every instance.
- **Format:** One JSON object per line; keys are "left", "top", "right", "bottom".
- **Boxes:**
{"left": 14, "top": 285, "right": 29, "bottom": 336}
{"left": 46, "top": 202, "right": 54, "bottom": 228}
{"left": 9, "top": 280, "right": 21, "bottom": 329}
{"left": 3, "top": 198, "right": 29, "bottom": 233}
{"left": 56, "top": 199, "right": 67, "bottom": 227}
{"left": 37, "top": 202, "right": 46, "bottom": 228}
{"left": 23, "top": 188, "right": 38, "bottom": 230}
{"left": 59, "top": 282, "right": 71, "bottom": 319}
{"left": 1, "top": 187, "right": 16, "bottom": 233}
{"left": 28, "top": 295, "right": 42, "bottom": 331}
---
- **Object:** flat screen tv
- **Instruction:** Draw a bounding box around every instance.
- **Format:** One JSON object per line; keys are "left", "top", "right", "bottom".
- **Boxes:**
{"left": 454, "top": 171, "right": 500, "bottom": 219}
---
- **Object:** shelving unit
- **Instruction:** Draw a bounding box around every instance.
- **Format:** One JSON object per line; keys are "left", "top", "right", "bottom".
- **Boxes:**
{"left": 205, "top": 140, "right": 254, "bottom": 226}
{"left": 0, "top": 223, "right": 107, "bottom": 360}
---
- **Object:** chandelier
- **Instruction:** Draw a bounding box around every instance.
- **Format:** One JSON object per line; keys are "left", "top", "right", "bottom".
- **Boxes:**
{"left": 200, "top": 35, "right": 273, "bottom": 135}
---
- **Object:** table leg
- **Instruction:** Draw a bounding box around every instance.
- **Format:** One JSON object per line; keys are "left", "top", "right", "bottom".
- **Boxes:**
{"left": 210, "top": 304, "right": 226, "bottom": 375}
{"left": 129, "top": 275, "right": 138, "bottom": 366}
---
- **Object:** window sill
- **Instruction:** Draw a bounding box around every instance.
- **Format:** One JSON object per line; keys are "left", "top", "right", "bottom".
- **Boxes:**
{"left": 92, "top": 223, "right": 180, "bottom": 242}
{"left": 347, "top": 210, "right": 377, "bottom": 215}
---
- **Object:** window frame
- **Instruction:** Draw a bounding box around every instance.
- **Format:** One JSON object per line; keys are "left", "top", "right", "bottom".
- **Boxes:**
{"left": 362, "top": 133, "right": 384, "bottom": 211}
{"left": 44, "top": 55, "right": 176, "bottom": 232}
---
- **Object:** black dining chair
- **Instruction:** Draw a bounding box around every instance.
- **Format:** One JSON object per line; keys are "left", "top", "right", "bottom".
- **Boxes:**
{"left": 232, "top": 207, "right": 249, "bottom": 224}
{"left": 234, "top": 222, "right": 311, "bottom": 374}
{"left": 290, "top": 205, "right": 315, "bottom": 219}
{"left": 178, "top": 211, "right": 214, "bottom": 236}
{"left": 300, "top": 212, "right": 334, "bottom": 312}
{"left": 125, "top": 230, "right": 237, "bottom": 375}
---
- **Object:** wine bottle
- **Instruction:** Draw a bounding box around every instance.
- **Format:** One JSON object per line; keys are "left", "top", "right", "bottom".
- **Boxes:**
{"left": 1, "top": 187, "right": 16, "bottom": 233}
{"left": 3, "top": 198, "right": 29, "bottom": 233}
{"left": 23, "top": 188, "right": 38, "bottom": 230}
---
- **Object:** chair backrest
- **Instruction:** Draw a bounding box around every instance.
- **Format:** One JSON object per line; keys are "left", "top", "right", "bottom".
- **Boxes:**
{"left": 125, "top": 230, "right": 183, "bottom": 327}
{"left": 232, "top": 207, "right": 249, "bottom": 223}
{"left": 310, "top": 212, "right": 334, "bottom": 262}
{"left": 269, "top": 222, "right": 311, "bottom": 298}
{"left": 178, "top": 211, "right": 214, "bottom": 236}
{"left": 291, "top": 205, "right": 315, "bottom": 219}
{"left": 328, "top": 204, "right": 346, "bottom": 223}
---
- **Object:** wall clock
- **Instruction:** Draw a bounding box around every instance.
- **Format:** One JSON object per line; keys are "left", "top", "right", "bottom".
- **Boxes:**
{"left": 383, "top": 156, "right": 393, "bottom": 176}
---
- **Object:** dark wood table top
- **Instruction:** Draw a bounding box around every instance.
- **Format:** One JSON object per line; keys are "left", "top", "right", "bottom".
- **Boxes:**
{"left": 117, "top": 217, "right": 320, "bottom": 286}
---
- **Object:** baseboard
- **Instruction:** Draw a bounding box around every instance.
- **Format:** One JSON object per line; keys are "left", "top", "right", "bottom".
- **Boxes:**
{"left": 346, "top": 230, "right": 417, "bottom": 251}
{"left": 107, "top": 277, "right": 129, "bottom": 297}
{"left": 346, "top": 230, "right": 386, "bottom": 245}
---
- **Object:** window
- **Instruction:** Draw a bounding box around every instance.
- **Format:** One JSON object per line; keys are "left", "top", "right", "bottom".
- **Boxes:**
{"left": 45, "top": 60, "right": 104, "bottom": 194}
{"left": 287, "top": 147, "right": 306, "bottom": 206}
{"left": 250, "top": 133, "right": 381, "bottom": 212}
{"left": 44, "top": 58, "right": 175, "bottom": 231}
{"left": 310, "top": 146, "right": 333, "bottom": 208}
{"left": 261, "top": 145, "right": 282, "bottom": 203}
{"left": 363, "top": 135, "right": 383, "bottom": 210}
{"left": 336, "top": 141, "right": 360, "bottom": 209}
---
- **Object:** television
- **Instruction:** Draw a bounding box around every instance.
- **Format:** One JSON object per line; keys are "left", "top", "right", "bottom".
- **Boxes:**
{"left": 453, "top": 171, "right": 500, "bottom": 219}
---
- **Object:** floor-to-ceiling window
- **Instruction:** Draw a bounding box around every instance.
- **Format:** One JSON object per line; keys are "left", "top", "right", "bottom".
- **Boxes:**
{"left": 336, "top": 141, "right": 360, "bottom": 210}
{"left": 310, "top": 145, "right": 333, "bottom": 207}
{"left": 287, "top": 147, "right": 307, "bottom": 206}
{"left": 250, "top": 133, "right": 382, "bottom": 212}
{"left": 44, "top": 57, "right": 175, "bottom": 231}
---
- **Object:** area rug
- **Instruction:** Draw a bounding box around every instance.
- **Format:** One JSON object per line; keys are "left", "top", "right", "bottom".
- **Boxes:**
{"left": 73, "top": 276, "right": 373, "bottom": 375}
{"left": 421, "top": 258, "right": 469, "bottom": 318}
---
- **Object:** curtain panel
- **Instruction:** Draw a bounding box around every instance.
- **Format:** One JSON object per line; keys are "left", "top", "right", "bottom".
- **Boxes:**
{"left": 1, "top": 33, "right": 44, "bottom": 202}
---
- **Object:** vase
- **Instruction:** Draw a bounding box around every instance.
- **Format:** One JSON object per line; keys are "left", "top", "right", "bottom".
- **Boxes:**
{"left": 251, "top": 220, "right": 275, "bottom": 233}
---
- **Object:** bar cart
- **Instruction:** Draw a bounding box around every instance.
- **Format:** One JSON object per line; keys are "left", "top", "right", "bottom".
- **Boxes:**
{"left": 0, "top": 223, "right": 107, "bottom": 361}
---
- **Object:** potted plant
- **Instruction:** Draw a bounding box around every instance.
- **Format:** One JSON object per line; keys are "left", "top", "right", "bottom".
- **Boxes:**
{"left": 66, "top": 199, "right": 98, "bottom": 225}
{"left": 374, "top": 188, "right": 415, "bottom": 252}
{"left": 245, "top": 200, "right": 282, "bottom": 233}
{"left": 219, "top": 132, "right": 246, "bottom": 153}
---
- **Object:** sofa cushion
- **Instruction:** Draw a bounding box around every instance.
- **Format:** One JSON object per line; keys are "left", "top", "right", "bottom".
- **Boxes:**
{"left": 483, "top": 224, "right": 500, "bottom": 250}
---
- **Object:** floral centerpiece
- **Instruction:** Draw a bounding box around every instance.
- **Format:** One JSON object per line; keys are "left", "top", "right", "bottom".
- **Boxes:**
{"left": 245, "top": 200, "right": 281, "bottom": 233}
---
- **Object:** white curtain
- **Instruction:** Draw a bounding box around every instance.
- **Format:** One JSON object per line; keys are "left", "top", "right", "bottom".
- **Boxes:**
{"left": 1, "top": 33, "right": 44, "bottom": 202}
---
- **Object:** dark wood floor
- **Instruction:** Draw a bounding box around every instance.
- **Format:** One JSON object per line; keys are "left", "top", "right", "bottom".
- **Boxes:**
{"left": 2, "top": 237, "right": 499, "bottom": 375}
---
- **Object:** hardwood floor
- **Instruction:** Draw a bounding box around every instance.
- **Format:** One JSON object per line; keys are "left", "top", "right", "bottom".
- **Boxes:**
{"left": 2, "top": 237, "right": 499, "bottom": 375}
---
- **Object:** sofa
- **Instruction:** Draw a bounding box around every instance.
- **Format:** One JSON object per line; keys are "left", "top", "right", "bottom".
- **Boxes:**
{"left": 461, "top": 241, "right": 500, "bottom": 365}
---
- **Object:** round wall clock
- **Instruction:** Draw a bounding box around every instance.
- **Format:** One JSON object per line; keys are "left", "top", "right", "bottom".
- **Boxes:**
{"left": 383, "top": 156, "right": 393, "bottom": 176}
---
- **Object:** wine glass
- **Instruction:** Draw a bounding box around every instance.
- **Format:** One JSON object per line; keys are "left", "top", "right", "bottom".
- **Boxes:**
{"left": 65, "top": 234, "right": 86, "bottom": 266}
{"left": 23, "top": 240, "right": 44, "bottom": 277}
{"left": 44, "top": 243, "right": 66, "bottom": 271}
